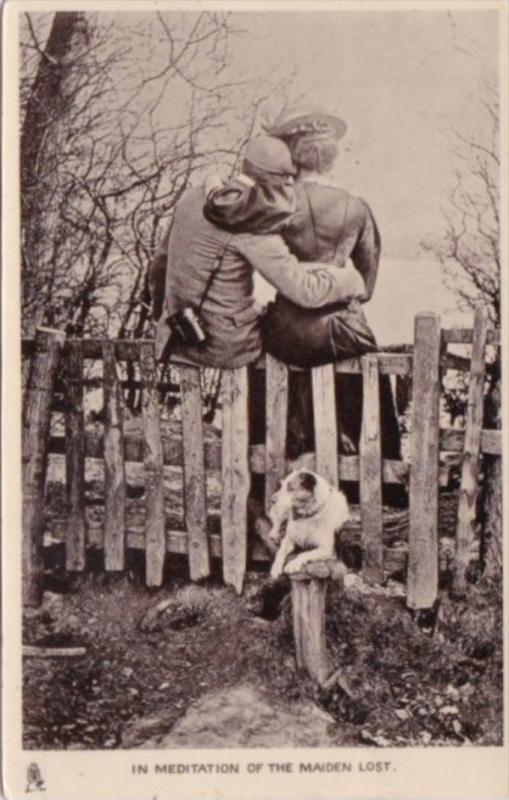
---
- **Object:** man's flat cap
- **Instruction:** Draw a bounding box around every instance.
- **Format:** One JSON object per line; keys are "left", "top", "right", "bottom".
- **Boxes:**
{"left": 244, "top": 135, "right": 296, "bottom": 176}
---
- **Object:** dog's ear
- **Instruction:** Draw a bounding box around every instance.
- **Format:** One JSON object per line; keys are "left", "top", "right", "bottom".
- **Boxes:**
{"left": 290, "top": 471, "right": 320, "bottom": 519}
{"left": 298, "top": 471, "right": 316, "bottom": 493}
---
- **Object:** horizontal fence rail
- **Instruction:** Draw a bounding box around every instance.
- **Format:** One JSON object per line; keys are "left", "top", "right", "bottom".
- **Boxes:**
{"left": 43, "top": 430, "right": 501, "bottom": 469}
{"left": 21, "top": 310, "right": 501, "bottom": 610}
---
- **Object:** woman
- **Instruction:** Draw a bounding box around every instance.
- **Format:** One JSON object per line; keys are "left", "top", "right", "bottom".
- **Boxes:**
{"left": 263, "top": 104, "right": 403, "bottom": 478}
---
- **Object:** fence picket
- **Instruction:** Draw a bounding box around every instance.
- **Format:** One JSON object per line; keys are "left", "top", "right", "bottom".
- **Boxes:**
{"left": 360, "top": 354, "right": 384, "bottom": 583}
{"left": 408, "top": 313, "right": 441, "bottom": 609}
{"left": 311, "top": 365, "right": 339, "bottom": 486}
{"left": 180, "top": 365, "right": 210, "bottom": 581}
{"left": 221, "top": 367, "right": 250, "bottom": 593}
{"left": 264, "top": 355, "right": 289, "bottom": 514}
{"left": 65, "top": 340, "right": 86, "bottom": 571}
{"left": 140, "top": 344, "right": 166, "bottom": 586}
{"left": 102, "top": 341, "right": 126, "bottom": 571}
{"left": 22, "top": 328, "right": 65, "bottom": 606}
{"left": 453, "top": 305, "right": 490, "bottom": 595}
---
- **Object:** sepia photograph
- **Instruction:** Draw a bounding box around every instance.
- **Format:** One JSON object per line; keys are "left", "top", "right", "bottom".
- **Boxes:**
{"left": 2, "top": 1, "right": 508, "bottom": 799}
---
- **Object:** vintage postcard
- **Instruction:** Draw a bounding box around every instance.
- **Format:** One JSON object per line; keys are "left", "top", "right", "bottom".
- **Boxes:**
{"left": 2, "top": 1, "right": 508, "bottom": 798}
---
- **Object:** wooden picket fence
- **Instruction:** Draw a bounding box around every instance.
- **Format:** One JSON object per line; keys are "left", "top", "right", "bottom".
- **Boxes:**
{"left": 21, "top": 309, "right": 501, "bottom": 609}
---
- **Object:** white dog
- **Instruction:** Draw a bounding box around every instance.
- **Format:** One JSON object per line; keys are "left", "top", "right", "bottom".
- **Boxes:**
{"left": 268, "top": 469, "right": 349, "bottom": 578}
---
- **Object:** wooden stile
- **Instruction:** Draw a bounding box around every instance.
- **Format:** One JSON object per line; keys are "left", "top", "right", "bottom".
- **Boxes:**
{"left": 453, "top": 305, "right": 489, "bottom": 595}
{"left": 22, "top": 313, "right": 499, "bottom": 596}
{"left": 407, "top": 313, "right": 441, "bottom": 609}
{"left": 22, "top": 328, "right": 65, "bottom": 606}
{"left": 139, "top": 343, "right": 166, "bottom": 586}
{"left": 359, "top": 354, "right": 384, "bottom": 583}
{"left": 311, "top": 365, "right": 339, "bottom": 486}
{"left": 102, "top": 341, "right": 126, "bottom": 571}
{"left": 264, "top": 355, "right": 289, "bottom": 514}
{"left": 64, "top": 340, "right": 86, "bottom": 571}
{"left": 221, "top": 367, "right": 250, "bottom": 594}
{"left": 179, "top": 365, "right": 210, "bottom": 581}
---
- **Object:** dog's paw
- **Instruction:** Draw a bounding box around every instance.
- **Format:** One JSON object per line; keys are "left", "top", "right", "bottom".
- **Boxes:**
{"left": 284, "top": 557, "right": 306, "bottom": 575}
{"left": 270, "top": 564, "right": 283, "bottom": 580}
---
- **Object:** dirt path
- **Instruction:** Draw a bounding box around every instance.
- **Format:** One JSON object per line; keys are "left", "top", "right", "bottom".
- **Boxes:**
{"left": 23, "top": 569, "right": 503, "bottom": 750}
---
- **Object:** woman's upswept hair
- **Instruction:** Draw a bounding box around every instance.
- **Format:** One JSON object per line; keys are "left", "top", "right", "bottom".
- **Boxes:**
{"left": 287, "top": 133, "right": 338, "bottom": 174}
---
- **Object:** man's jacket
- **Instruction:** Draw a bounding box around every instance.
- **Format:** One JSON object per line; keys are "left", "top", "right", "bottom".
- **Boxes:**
{"left": 150, "top": 186, "right": 365, "bottom": 368}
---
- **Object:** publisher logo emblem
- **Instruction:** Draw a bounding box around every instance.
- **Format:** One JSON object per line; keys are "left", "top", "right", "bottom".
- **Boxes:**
{"left": 26, "top": 763, "right": 46, "bottom": 793}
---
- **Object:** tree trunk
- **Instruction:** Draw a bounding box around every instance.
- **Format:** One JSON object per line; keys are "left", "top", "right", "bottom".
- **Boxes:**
{"left": 481, "top": 365, "right": 502, "bottom": 578}
{"left": 21, "top": 12, "right": 89, "bottom": 335}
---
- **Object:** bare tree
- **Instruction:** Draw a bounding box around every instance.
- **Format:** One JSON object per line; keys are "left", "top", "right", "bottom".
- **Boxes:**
{"left": 20, "top": 12, "right": 91, "bottom": 335}
{"left": 19, "top": 11, "right": 298, "bottom": 340}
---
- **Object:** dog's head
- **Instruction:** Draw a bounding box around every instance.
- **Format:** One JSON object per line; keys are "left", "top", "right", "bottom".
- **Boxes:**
{"left": 268, "top": 469, "right": 341, "bottom": 544}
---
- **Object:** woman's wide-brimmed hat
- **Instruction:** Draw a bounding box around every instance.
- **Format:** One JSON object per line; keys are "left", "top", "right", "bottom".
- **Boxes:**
{"left": 266, "top": 103, "right": 347, "bottom": 141}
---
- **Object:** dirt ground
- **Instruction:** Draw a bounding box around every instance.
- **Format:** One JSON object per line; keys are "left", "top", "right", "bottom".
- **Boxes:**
{"left": 23, "top": 551, "right": 503, "bottom": 749}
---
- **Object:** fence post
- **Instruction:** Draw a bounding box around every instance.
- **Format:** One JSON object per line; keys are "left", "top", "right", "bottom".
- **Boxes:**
{"left": 65, "top": 340, "right": 86, "bottom": 572}
{"left": 22, "top": 327, "right": 65, "bottom": 606}
{"left": 140, "top": 343, "right": 166, "bottom": 587}
{"left": 264, "top": 355, "right": 289, "bottom": 514}
{"left": 102, "top": 341, "right": 126, "bottom": 571}
{"left": 290, "top": 574, "right": 329, "bottom": 686}
{"left": 311, "top": 365, "right": 339, "bottom": 486}
{"left": 180, "top": 365, "right": 210, "bottom": 582}
{"left": 360, "top": 354, "right": 384, "bottom": 584}
{"left": 288, "top": 560, "right": 347, "bottom": 686}
{"left": 407, "top": 313, "right": 441, "bottom": 610}
{"left": 453, "top": 305, "right": 489, "bottom": 595}
{"left": 221, "top": 367, "right": 250, "bottom": 593}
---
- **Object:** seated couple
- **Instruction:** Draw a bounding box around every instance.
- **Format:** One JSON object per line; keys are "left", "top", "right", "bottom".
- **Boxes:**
{"left": 150, "top": 104, "right": 401, "bottom": 471}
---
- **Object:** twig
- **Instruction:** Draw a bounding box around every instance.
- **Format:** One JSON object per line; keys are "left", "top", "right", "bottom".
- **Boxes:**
{"left": 23, "top": 645, "right": 87, "bottom": 658}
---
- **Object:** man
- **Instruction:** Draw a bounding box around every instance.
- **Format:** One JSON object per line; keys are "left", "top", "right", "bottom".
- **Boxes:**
{"left": 150, "top": 136, "right": 366, "bottom": 368}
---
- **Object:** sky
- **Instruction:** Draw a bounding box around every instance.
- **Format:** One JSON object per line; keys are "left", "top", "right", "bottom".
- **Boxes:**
{"left": 19, "top": 7, "right": 501, "bottom": 344}
{"left": 238, "top": 8, "right": 500, "bottom": 343}
{"left": 232, "top": 8, "right": 499, "bottom": 260}
{"left": 22, "top": 8, "right": 500, "bottom": 267}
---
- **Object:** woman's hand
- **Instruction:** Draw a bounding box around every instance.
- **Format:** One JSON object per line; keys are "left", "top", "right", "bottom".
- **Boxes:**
{"left": 203, "top": 172, "right": 225, "bottom": 200}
